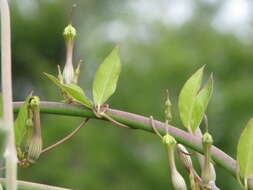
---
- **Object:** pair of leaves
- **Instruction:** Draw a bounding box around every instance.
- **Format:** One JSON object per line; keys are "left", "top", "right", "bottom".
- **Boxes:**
{"left": 178, "top": 66, "right": 213, "bottom": 132}
{"left": 45, "top": 46, "right": 121, "bottom": 109}
{"left": 237, "top": 118, "right": 253, "bottom": 180}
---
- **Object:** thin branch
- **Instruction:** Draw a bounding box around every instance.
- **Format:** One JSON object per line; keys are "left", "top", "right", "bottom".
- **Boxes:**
{"left": 149, "top": 116, "right": 163, "bottom": 139}
{"left": 41, "top": 118, "right": 89, "bottom": 154}
{"left": 1, "top": 0, "right": 17, "bottom": 189}
{"left": 12, "top": 101, "right": 253, "bottom": 189}
{"left": 99, "top": 112, "right": 130, "bottom": 129}
{"left": 0, "top": 178, "right": 72, "bottom": 190}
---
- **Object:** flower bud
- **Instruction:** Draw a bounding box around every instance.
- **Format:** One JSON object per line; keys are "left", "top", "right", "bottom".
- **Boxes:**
{"left": 202, "top": 132, "right": 214, "bottom": 185}
{"left": 177, "top": 144, "right": 193, "bottom": 170}
{"left": 62, "top": 24, "right": 77, "bottom": 84}
{"left": 27, "top": 134, "right": 42, "bottom": 162}
{"left": 163, "top": 134, "right": 177, "bottom": 147}
{"left": 171, "top": 168, "right": 187, "bottom": 190}
{"left": 202, "top": 132, "right": 213, "bottom": 146}
{"left": 29, "top": 96, "right": 40, "bottom": 108}
{"left": 164, "top": 90, "right": 172, "bottom": 123}
{"left": 63, "top": 24, "right": 77, "bottom": 41}
{"left": 27, "top": 96, "right": 42, "bottom": 162}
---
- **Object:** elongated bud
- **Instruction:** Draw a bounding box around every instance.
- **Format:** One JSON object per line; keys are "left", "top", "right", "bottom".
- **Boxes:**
{"left": 165, "top": 90, "right": 172, "bottom": 123}
{"left": 201, "top": 132, "right": 213, "bottom": 186}
{"left": 177, "top": 144, "right": 193, "bottom": 170}
{"left": 171, "top": 169, "right": 187, "bottom": 190}
{"left": 167, "top": 141, "right": 187, "bottom": 190}
{"left": 63, "top": 24, "right": 76, "bottom": 84}
{"left": 27, "top": 96, "right": 42, "bottom": 162}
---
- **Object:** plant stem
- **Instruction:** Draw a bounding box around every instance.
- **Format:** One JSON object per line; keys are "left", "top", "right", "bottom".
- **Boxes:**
{"left": 13, "top": 101, "right": 253, "bottom": 188}
{"left": 1, "top": 0, "right": 17, "bottom": 189}
{"left": 0, "top": 178, "right": 72, "bottom": 190}
{"left": 41, "top": 118, "right": 89, "bottom": 154}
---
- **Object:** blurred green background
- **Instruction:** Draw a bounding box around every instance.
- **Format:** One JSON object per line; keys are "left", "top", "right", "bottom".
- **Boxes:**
{"left": 5, "top": 0, "right": 253, "bottom": 189}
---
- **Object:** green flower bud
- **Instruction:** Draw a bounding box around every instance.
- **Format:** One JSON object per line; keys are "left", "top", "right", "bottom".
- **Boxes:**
{"left": 202, "top": 132, "right": 214, "bottom": 186}
{"left": 202, "top": 132, "right": 213, "bottom": 146}
{"left": 63, "top": 24, "right": 77, "bottom": 84}
{"left": 27, "top": 96, "right": 42, "bottom": 162}
{"left": 63, "top": 24, "right": 77, "bottom": 41}
{"left": 163, "top": 134, "right": 177, "bottom": 147}
{"left": 29, "top": 96, "right": 40, "bottom": 108}
{"left": 164, "top": 90, "right": 172, "bottom": 123}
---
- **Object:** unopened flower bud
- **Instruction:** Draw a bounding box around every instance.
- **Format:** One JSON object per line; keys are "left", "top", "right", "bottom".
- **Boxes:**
{"left": 202, "top": 132, "right": 213, "bottom": 146}
{"left": 63, "top": 24, "right": 77, "bottom": 41}
{"left": 27, "top": 135, "right": 42, "bottom": 162}
{"left": 171, "top": 168, "right": 187, "bottom": 190}
{"left": 30, "top": 96, "right": 40, "bottom": 108}
{"left": 177, "top": 144, "right": 193, "bottom": 170}
{"left": 165, "top": 90, "right": 172, "bottom": 123}
{"left": 163, "top": 134, "right": 177, "bottom": 147}
{"left": 202, "top": 132, "right": 214, "bottom": 185}
{"left": 63, "top": 24, "right": 77, "bottom": 84}
{"left": 27, "top": 96, "right": 42, "bottom": 162}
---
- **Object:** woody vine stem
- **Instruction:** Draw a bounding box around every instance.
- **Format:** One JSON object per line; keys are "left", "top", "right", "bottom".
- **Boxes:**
{"left": 12, "top": 101, "right": 253, "bottom": 188}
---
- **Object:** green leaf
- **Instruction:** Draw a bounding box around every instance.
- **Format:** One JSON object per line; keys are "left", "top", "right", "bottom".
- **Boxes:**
{"left": 191, "top": 74, "right": 213, "bottom": 132}
{"left": 44, "top": 73, "right": 93, "bottom": 108}
{"left": 92, "top": 46, "right": 121, "bottom": 106}
{"left": 14, "top": 95, "right": 31, "bottom": 147}
{"left": 237, "top": 118, "right": 253, "bottom": 178}
{"left": 178, "top": 66, "right": 204, "bottom": 129}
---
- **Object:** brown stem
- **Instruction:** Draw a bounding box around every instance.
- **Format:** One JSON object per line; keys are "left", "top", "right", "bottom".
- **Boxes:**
{"left": 41, "top": 118, "right": 89, "bottom": 154}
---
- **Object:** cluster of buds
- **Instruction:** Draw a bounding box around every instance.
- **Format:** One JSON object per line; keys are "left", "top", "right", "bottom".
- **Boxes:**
{"left": 58, "top": 24, "right": 82, "bottom": 85}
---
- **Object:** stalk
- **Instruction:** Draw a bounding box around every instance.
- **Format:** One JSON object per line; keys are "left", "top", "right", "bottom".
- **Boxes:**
{"left": 0, "top": 0, "right": 18, "bottom": 189}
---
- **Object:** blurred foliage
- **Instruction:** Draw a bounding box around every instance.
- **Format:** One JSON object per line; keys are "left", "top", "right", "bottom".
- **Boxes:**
{"left": 5, "top": 0, "right": 253, "bottom": 189}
